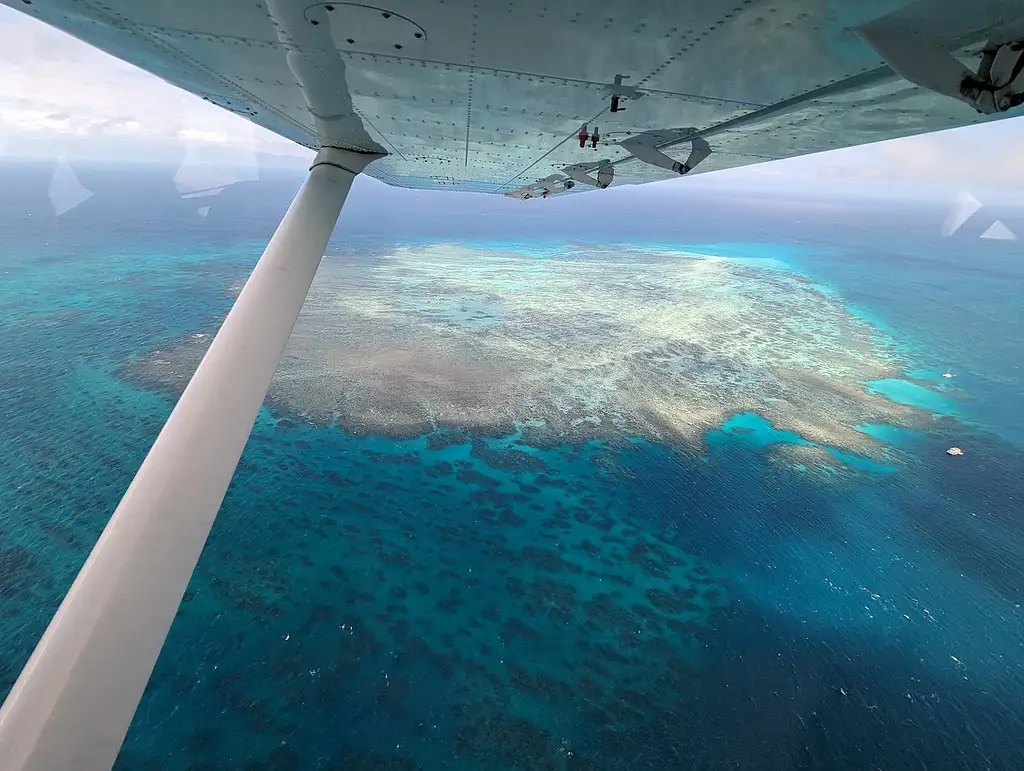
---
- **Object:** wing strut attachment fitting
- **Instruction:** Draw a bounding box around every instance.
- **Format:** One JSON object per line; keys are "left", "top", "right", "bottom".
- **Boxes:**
{"left": 857, "top": 20, "right": 1024, "bottom": 114}
{"left": 619, "top": 129, "right": 711, "bottom": 175}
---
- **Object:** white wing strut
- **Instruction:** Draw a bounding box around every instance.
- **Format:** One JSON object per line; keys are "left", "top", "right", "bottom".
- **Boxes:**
{"left": 0, "top": 146, "right": 382, "bottom": 771}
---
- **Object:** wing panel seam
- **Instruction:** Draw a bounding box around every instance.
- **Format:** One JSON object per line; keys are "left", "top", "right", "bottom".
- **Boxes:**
{"left": 463, "top": 3, "right": 479, "bottom": 166}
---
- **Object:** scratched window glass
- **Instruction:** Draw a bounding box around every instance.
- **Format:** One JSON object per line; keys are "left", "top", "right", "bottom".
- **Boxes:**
{"left": 1, "top": 3, "right": 1023, "bottom": 770}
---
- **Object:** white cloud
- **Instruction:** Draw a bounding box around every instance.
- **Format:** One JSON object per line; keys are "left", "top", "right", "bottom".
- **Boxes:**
{"left": 0, "top": 107, "right": 151, "bottom": 138}
{"left": 1, "top": 108, "right": 79, "bottom": 134}
{"left": 176, "top": 128, "right": 233, "bottom": 144}
{"left": 690, "top": 116, "right": 1024, "bottom": 200}
{"left": 0, "top": 4, "right": 309, "bottom": 163}
{"left": 106, "top": 118, "right": 142, "bottom": 135}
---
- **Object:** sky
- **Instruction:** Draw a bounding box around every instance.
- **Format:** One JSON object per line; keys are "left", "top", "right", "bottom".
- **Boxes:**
{"left": 1, "top": 3, "right": 1023, "bottom": 202}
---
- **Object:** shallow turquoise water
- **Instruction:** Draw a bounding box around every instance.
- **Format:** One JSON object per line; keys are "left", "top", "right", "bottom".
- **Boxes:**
{"left": 865, "top": 378, "right": 964, "bottom": 416}
{"left": 712, "top": 412, "right": 896, "bottom": 474}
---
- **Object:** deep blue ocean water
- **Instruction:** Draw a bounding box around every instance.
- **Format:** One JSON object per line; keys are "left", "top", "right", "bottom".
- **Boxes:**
{"left": 1, "top": 160, "right": 1023, "bottom": 770}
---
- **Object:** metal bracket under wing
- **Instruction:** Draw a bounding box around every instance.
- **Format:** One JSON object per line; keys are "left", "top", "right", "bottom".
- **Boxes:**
{"left": 562, "top": 160, "right": 614, "bottom": 189}
{"left": 857, "top": 19, "right": 1024, "bottom": 114}
{"left": 505, "top": 174, "right": 575, "bottom": 200}
{"left": 603, "top": 74, "right": 645, "bottom": 112}
{"left": 618, "top": 129, "right": 712, "bottom": 175}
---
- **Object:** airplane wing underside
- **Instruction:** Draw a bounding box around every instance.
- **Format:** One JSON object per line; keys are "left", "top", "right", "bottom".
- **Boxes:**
{"left": 6, "top": 0, "right": 1024, "bottom": 196}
